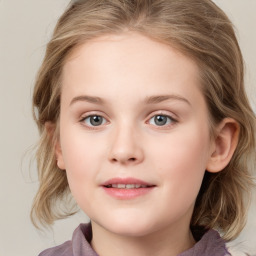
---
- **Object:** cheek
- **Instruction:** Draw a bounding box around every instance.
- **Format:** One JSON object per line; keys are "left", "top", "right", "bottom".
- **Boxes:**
{"left": 157, "top": 123, "right": 210, "bottom": 170}
{"left": 60, "top": 123, "right": 105, "bottom": 169}
{"left": 150, "top": 126, "right": 211, "bottom": 200}
{"left": 59, "top": 127, "right": 105, "bottom": 200}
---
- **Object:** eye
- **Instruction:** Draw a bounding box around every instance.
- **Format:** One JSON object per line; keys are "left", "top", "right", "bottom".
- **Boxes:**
{"left": 148, "top": 114, "right": 175, "bottom": 126}
{"left": 82, "top": 115, "right": 107, "bottom": 127}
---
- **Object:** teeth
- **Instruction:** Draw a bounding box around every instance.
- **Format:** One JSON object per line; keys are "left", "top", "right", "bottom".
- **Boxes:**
{"left": 126, "top": 184, "right": 135, "bottom": 189}
{"left": 107, "top": 184, "right": 149, "bottom": 189}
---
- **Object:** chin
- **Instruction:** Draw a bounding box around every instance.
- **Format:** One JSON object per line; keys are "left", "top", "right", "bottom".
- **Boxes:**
{"left": 97, "top": 214, "right": 159, "bottom": 237}
{"left": 110, "top": 225, "right": 154, "bottom": 237}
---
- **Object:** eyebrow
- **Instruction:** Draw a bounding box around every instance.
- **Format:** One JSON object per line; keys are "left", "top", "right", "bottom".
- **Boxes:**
{"left": 70, "top": 95, "right": 105, "bottom": 106}
{"left": 145, "top": 95, "right": 191, "bottom": 106}
{"left": 69, "top": 94, "right": 191, "bottom": 106}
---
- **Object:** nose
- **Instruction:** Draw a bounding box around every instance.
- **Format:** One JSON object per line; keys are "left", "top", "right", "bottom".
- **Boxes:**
{"left": 108, "top": 124, "right": 144, "bottom": 165}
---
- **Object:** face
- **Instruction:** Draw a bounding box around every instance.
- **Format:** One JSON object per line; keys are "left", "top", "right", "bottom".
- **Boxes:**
{"left": 57, "top": 33, "right": 214, "bottom": 238}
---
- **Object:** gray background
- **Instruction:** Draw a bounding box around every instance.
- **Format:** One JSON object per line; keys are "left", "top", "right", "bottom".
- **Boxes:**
{"left": 0, "top": 1, "right": 255, "bottom": 255}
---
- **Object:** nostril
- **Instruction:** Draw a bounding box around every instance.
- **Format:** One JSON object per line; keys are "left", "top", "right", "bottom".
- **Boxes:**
{"left": 110, "top": 157, "right": 137, "bottom": 164}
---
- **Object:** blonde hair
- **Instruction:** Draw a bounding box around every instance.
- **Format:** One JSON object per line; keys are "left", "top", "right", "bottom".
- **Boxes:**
{"left": 31, "top": 0, "right": 256, "bottom": 240}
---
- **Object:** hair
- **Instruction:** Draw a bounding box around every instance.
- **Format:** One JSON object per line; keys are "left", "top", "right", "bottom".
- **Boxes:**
{"left": 31, "top": 0, "right": 256, "bottom": 240}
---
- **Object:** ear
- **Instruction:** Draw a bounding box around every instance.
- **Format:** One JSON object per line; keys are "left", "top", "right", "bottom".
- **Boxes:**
{"left": 45, "top": 121, "right": 66, "bottom": 170}
{"left": 206, "top": 118, "right": 239, "bottom": 173}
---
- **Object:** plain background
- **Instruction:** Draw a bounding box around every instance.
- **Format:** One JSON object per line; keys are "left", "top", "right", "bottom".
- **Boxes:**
{"left": 0, "top": 1, "right": 255, "bottom": 255}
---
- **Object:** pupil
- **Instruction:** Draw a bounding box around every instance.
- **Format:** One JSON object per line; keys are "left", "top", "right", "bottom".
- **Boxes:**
{"left": 90, "top": 116, "right": 102, "bottom": 126}
{"left": 155, "top": 115, "right": 167, "bottom": 126}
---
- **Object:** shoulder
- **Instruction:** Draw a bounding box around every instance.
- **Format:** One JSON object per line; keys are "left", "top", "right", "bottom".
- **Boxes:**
{"left": 38, "top": 223, "right": 96, "bottom": 256}
{"left": 38, "top": 240, "right": 72, "bottom": 256}
{"left": 200, "top": 229, "right": 231, "bottom": 255}
{"left": 179, "top": 229, "right": 230, "bottom": 256}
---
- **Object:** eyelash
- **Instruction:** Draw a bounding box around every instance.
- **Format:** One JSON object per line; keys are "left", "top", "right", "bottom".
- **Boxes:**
{"left": 147, "top": 113, "right": 177, "bottom": 128}
{"left": 79, "top": 112, "right": 178, "bottom": 129}
{"left": 79, "top": 114, "right": 108, "bottom": 129}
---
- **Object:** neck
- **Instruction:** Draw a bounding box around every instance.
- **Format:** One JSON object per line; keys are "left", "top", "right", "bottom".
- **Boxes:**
{"left": 90, "top": 221, "right": 195, "bottom": 256}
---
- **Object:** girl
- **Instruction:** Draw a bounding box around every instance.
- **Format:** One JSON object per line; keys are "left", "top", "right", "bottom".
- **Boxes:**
{"left": 31, "top": 0, "right": 256, "bottom": 255}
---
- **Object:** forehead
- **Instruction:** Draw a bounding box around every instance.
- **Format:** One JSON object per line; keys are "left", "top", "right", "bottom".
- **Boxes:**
{"left": 61, "top": 32, "right": 202, "bottom": 104}
{"left": 64, "top": 32, "right": 199, "bottom": 74}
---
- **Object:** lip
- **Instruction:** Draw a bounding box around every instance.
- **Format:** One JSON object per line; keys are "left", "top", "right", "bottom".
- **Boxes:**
{"left": 101, "top": 177, "right": 156, "bottom": 200}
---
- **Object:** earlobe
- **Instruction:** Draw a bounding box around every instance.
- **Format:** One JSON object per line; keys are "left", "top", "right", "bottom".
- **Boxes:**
{"left": 55, "top": 139, "right": 66, "bottom": 170}
{"left": 206, "top": 118, "right": 239, "bottom": 173}
{"left": 45, "top": 121, "right": 66, "bottom": 170}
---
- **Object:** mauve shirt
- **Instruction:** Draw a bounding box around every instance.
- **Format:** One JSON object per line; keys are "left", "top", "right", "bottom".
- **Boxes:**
{"left": 39, "top": 223, "right": 230, "bottom": 256}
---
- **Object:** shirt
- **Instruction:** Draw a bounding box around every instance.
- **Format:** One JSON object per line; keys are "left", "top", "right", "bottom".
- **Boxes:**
{"left": 39, "top": 222, "right": 230, "bottom": 256}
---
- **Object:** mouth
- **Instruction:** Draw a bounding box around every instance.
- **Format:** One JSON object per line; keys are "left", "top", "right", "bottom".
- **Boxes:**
{"left": 104, "top": 184, "right": 153, "bottom": 189}
{"left": 101, "top": 178, "right": 156, "bottom": 199}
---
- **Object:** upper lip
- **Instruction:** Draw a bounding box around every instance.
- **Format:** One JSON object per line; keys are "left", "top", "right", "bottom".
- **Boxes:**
{"left": 101, "top": 177, "right": 155, "bottom": 187}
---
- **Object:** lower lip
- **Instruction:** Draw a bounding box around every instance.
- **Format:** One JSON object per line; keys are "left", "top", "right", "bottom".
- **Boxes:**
{"left": 102, "top": 186, "right": 155, "bottom": 200}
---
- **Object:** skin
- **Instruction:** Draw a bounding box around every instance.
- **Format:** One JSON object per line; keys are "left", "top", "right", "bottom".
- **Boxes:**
{"left": 54, "top": 32, "right": 239, "bottom": 256}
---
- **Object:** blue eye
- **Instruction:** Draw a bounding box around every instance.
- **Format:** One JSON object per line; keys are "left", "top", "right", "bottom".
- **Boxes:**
{"left": 82, "top": 115, "right": 107, "bottom": 126}
{"left": 149, "top": 115, "right": 174, "bottom": 126}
